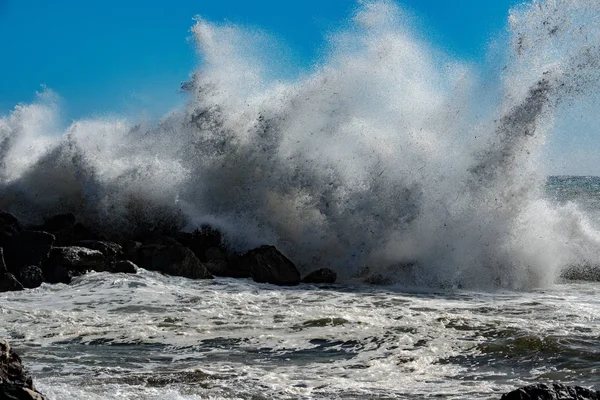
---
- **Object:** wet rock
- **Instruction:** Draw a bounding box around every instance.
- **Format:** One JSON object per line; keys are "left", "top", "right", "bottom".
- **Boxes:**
{"left": 113, "top": 260, "right": 138, "bottom": 274}
{"left": 72, "top": 240, "right": 122, "bottom": 261}
{"left": 41, "top": 264, "right": 75, "bottom": 285}
{"left": 0, "top": 212, "right": 22, "bottom": 240}
{"left": 0, "top": 249, "right": 24, "bottom": 292}
{"left": 42, "top": 246, "right": 106, "bottom": 284}
{"left": 122, "top": 241, "right": 142, "bottom": 264}
{"left": 0, "top": 248, "right": 7, "bottom": 274}
{"left": 1, "top": 231, "right": 55, "bottom": 274}
{"left": 501, "top": 383, "right": 600, "bottom": 400}
{"left": 0, "top": 340, "right": 47, "bottom": 399}
{"left": 17, "top": 266, "right": 44, "bottom": 289}
{"left": 214, "top": 253, "right": 252, "bottom": 278}
{"left": 302, "top": 268, "right": 337, "bottom": 284}
{"left": 39, "top": 213, "right": 76, "bottom": 233}
{"left": 136, "top": 243, "right": 213, "bottom": 279}
{"left": 174, "top": 226, "right": 225, "bottom": 262}
{"left": 47, "top": 214, "right": 103, "bottom": 246}
{"left": 238, "top": 245, "right": 300, "bottom": 286}
{"left": 0, "top": 273, "right": 24, "bottom": 292}
{"left": 47, "top": 246, "right": 106, "bottom": 271}
{"left": 561, "top": 265, "right": 600, "bottom": 281}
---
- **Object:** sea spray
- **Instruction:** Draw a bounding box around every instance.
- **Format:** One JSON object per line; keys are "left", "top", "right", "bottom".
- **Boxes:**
{"left": 1, "top": 0, "right": 600, "bottom": 288}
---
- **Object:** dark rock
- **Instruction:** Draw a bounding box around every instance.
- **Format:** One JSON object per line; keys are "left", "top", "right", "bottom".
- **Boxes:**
{"left": 0, "top": 383, "right": 47, "bottom": 399}
{"left": 72, "top": 240, "right": 122, "bottom": 260}
{"left": 302, "top": 268, "right": 337, "bottom": 284}
{"left": 0, "top": 340, "right": 47, "bottom": 399}
{"left": 238, "top": 245, "right": 300, "bottom": 286}
{"left": 113, "top": 260, "right": 138, "bottom": 274}
{"left": 52, "top": 222, "right": 101, "bottom": 246}
{"left": 46, "top": 246, "right": 106, "bottom": 271}
{"left": 136, "top": 243, "right": 213, "bottom": 279}
{"left": 203, "top": 260, "right": 230, "bottom": 276}
{"left": 501, "top": 383, "right": 600, "bottom": 400}
{"left": 0, "top": 273, "right": 24, "bottom": 292}
{"left": 17, "top": 266, "right": 44, "bottom": 289}
{"left": 39, "top": 213, "right": 76, "bottom": 233}
{"left": 216, "top": 253, "right": 252, "bottom": 278}
{"left": 0, "top": 248, "right": 7, "bottom": 274}
{"left": 2, "top": 231, "right": 55, "bottom": 274}
{"left": 42, "top": 264, "right": 74, "bottom": 285}
{"left": 174, "top": 226, "right": 225, "bottom": 262}
{"left": 122, "top": 241, "right": 142, "bottom": 264}
{"left": 42, "top": 246, "right": 107, "bottom": 284}
{"left": 561, "top": 265, "right": 600, "bottom": 281}
{"left": 0, "top": 212, "right": 22, "bottom": 241}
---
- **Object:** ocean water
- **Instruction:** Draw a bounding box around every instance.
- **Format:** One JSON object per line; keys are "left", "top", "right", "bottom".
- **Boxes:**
{"left": 2, "top": 0, "right": 600, "bottom": 398}
{"left": 0, "top": 267, "right": 599, "bottom": 399}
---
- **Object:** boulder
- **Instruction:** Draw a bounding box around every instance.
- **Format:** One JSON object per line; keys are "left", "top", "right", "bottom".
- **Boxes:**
{"left": 43, "top": 246, "right": 106, "bottom": 283}
{"left": 238, "top": 245, "right": 300, "bottom": 286}
{"left": 174, "top": 226, "right": 228, "bottom": 263}
{"left": 1, "top": 231, "right": 55, "bottom": 274}
{"left": 46, "top": 246, "right": 106, "bottom": 271}
{"left": 0, "top": 340, "right": 47, "bottom": 399}
{"left": 302, "top": 268, "right": 337, "bottom": 284}
{"left": 113, "top": 260, "right": 138, "bottom": 274}
{"left": 39, "top": 213, "right": 76, "bottom": 233}
{"left": 136, "top": 243, "right": 213, "bottom": 279}
{"left": 0, "top": 273, "right": 24, "bottom": 292}
{"left": 0, "top": 249, "right": 24, "bottom": 292}
{"left": 71, "top": 240, "right": 122, "bottom": 261}
{"left": 17, "top": 266, "right": 44, "bottom": 289}
{"left": 0, "top": 212, "right": 22, "bottom": 241}
{"left": 39, "top": 215, "right": 101, "bottom": 246}
{"left": 501, "top": 383, "right": 600, "bottom": 400}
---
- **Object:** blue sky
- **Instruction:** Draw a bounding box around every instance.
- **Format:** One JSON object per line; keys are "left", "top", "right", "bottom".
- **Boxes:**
{"left": 0, "top": 0, "right": 520, "bottom": 119}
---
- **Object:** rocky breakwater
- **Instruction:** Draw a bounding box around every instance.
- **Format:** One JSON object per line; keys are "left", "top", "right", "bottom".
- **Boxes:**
{"left": 0, "top": 340, "right": 46, "bottom": 399}
{"left": 0, "top": 211, "right": 337, "bottom": 292}
{"left": 501, "top": 384, "right": 600, "bottom": 399}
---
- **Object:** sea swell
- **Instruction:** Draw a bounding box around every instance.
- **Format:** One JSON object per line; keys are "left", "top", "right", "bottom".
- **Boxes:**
{"left": 2, "top": 0, "right": 600, "bottom": 288}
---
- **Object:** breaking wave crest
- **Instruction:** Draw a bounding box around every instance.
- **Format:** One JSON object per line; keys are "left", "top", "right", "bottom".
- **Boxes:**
{"left": 2, "top": 0, "right": 600, "bottom": 288}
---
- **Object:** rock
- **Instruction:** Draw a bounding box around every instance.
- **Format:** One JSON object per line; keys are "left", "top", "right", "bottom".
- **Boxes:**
{"left": 113, "top": 260, "right": 138, "bottom": 274}
{"left": 17, "top": 266, "right": 44, "bottom": 289}
{"left": 561, "top": 265, "right": 600, "bottom": 281}
{"left": 0, "top": 212, "right": 22, "bottom": 240}
{"left": 42, "top": 246, "right": 107, "bottom": 283}
{"left": 122, "top": 241, "right": 142, "bottom": 264}
{"left": 302, "top": 268, "right": 337, "bottom": 284}
{"left": 174, "top": 226, "right": 225, "bottom": 262}
{"left": 47, "top": 246, "right": 106, "bottom": 271}
{"left": 0, "top": 340, "right": 47, "bottom": 399}
{"left": 238, "top": 245, "right": 300, "bottom": 286}
{"left": 39, "top": 213, "right": 76, "bottom": 233}
{"left": 34, "top": 213, "right": 99, "bottom": 245}
{"left": 41, "top": 264, "right": 74, "bottom": 285}
{"left": 501, "top": 383, "right": 600, "bottom": 400}
{"left": 0, "top": 248, "right": 7, "bottom": 274}
{"left": 0, "top": 384, "right": 47, "bottom": 400}
{"left": 72, "top": 240, "right": 122, "bottom": 261}
{"left": 0, "top": 273, "right": 24, "bottom": 292}
{"left": 1, "top": 231, "right": 55, "bottom": 274}
{"left": 136, "top": 243, "right": 213, "bottom": 279}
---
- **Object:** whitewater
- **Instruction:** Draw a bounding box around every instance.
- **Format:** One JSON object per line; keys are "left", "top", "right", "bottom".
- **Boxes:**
{"left": 1, "top": 0, "right": 600, "bottom": 398}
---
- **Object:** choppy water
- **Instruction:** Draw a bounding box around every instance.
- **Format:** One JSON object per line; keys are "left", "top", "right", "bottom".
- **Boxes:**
{"left": 1, "top": 271, "right": 598, "bottom": 399}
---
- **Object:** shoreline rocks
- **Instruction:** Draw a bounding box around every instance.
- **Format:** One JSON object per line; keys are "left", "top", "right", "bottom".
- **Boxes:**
{"left": 501, "top": 383, "right": 600, "bottom": 400}
{"left": 0, "top": 210, "right": 327, "bottom": 290}
{"left": 0, "top": 340, "right": 47, "bottom": 399}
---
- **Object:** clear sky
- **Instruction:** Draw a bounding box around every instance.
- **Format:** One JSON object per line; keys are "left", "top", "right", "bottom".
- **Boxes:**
{"left": 0, "top": 0, "right": 521, "bottom": 120}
